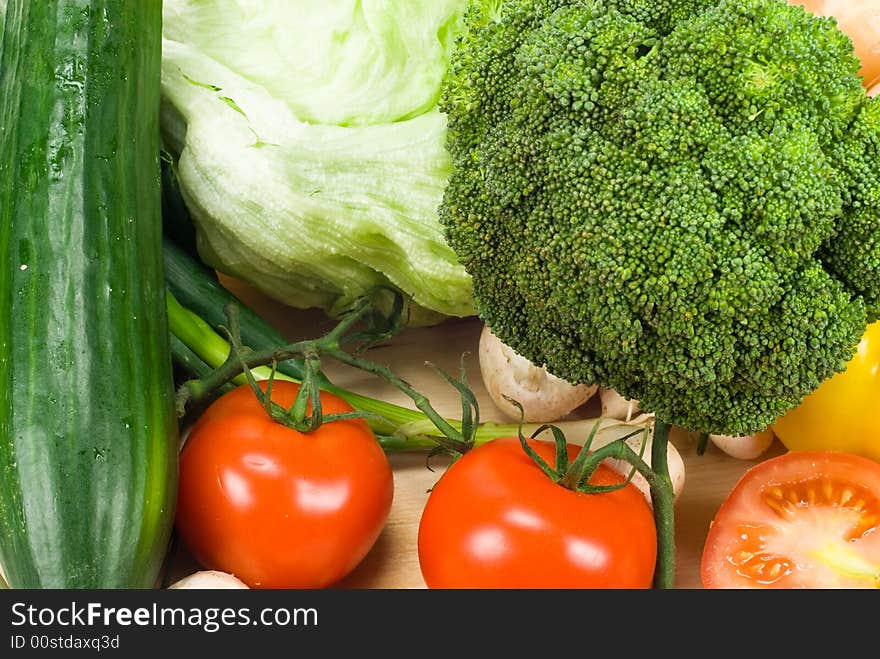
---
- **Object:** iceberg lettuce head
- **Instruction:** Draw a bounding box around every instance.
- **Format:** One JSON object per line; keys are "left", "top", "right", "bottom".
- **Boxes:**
{"left": 161, "top": 0, "right": 475, "bottom": 321}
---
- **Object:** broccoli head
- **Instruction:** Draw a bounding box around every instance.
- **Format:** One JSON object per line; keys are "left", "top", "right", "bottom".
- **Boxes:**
{"left": 439, "top": 0, "right": 880, "bottom": 435}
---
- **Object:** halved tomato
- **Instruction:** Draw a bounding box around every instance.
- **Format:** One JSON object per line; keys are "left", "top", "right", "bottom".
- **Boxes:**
{"left": 701, "top": 451, "right": 880, "bottom": 588}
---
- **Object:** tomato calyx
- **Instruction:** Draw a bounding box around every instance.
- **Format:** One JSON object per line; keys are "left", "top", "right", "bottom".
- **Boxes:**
{"left": 511, "top": 416, "right": 644, "bottom": 494}
{"left": 242, "top": 348, "right": 373, "bottom": 434}
{"left": 213, "top": 304, "right": 382, "bottom": 435}
{"left": 422, "top": 355, "right": 481, "bottom": 460}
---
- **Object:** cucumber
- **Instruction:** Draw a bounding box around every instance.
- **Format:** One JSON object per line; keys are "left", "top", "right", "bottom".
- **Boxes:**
{"left": 0, "top": 0, "right": 177, "bottom": 588}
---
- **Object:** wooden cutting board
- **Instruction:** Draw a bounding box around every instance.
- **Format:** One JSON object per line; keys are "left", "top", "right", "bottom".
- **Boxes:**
{"left": 170, "top": 278, "right": 787, "bottom": 589}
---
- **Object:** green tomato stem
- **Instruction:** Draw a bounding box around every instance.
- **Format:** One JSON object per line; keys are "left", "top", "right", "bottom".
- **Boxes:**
{"left": 649, "top": 419, "right": 676, "bottom": 589}
{"left": 167, "top": 289, "right": 539, "bottom": 447}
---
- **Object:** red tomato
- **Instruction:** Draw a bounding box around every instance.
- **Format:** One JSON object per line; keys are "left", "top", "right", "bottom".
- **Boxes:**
{"left": 417, "top": 437, "right": 657, "bottom": 588}
{"left": 176, "top": 380, "right": 393, "bottom": 589}
{"left": 701, "top": 451, "right": 880, "bottom": 588}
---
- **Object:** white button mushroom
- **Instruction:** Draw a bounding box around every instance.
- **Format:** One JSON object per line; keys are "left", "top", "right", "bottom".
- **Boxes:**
{"left": 708, "top": 428, "right": 776, "bottom": 460}
{"left": 479, "top": 325, "right": 597, "bottom": 423}
{"left": 168, "top": 570, "right": 249, "bottom": 589}
{"left": 598, "top": 387, "right": 641, "bottom": 421}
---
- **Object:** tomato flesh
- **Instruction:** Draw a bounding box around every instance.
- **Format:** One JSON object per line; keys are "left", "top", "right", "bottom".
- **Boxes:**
{"left": 702, "top": 451, "right": 880, "bottom": 588}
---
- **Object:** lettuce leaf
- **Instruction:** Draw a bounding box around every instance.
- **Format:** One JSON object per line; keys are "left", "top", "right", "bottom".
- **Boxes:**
{"left": 161, "top": 0, "right": 475, "bottom": 320}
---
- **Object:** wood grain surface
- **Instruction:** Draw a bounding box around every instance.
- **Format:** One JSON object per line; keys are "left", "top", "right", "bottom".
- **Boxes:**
{"left": 171, "top": 278, "right": 788, "bottom": 589}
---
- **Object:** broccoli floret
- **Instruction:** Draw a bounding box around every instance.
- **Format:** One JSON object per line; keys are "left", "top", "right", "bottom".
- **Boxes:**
{"left": 823, "top": 97, "right": 880, "bottom": 319}
{"left": 439, "top": 0, "right": 878, "bottom": 435}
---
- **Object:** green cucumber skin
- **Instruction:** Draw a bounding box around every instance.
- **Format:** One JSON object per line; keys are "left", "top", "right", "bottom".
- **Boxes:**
{"left": 0, "top": 1, "right": 178, "bottom": 588}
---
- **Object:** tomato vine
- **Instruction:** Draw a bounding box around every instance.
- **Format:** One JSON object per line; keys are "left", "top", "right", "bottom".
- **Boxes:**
{"left": 175, "top": 292, "right": 677, "bottom": 588}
